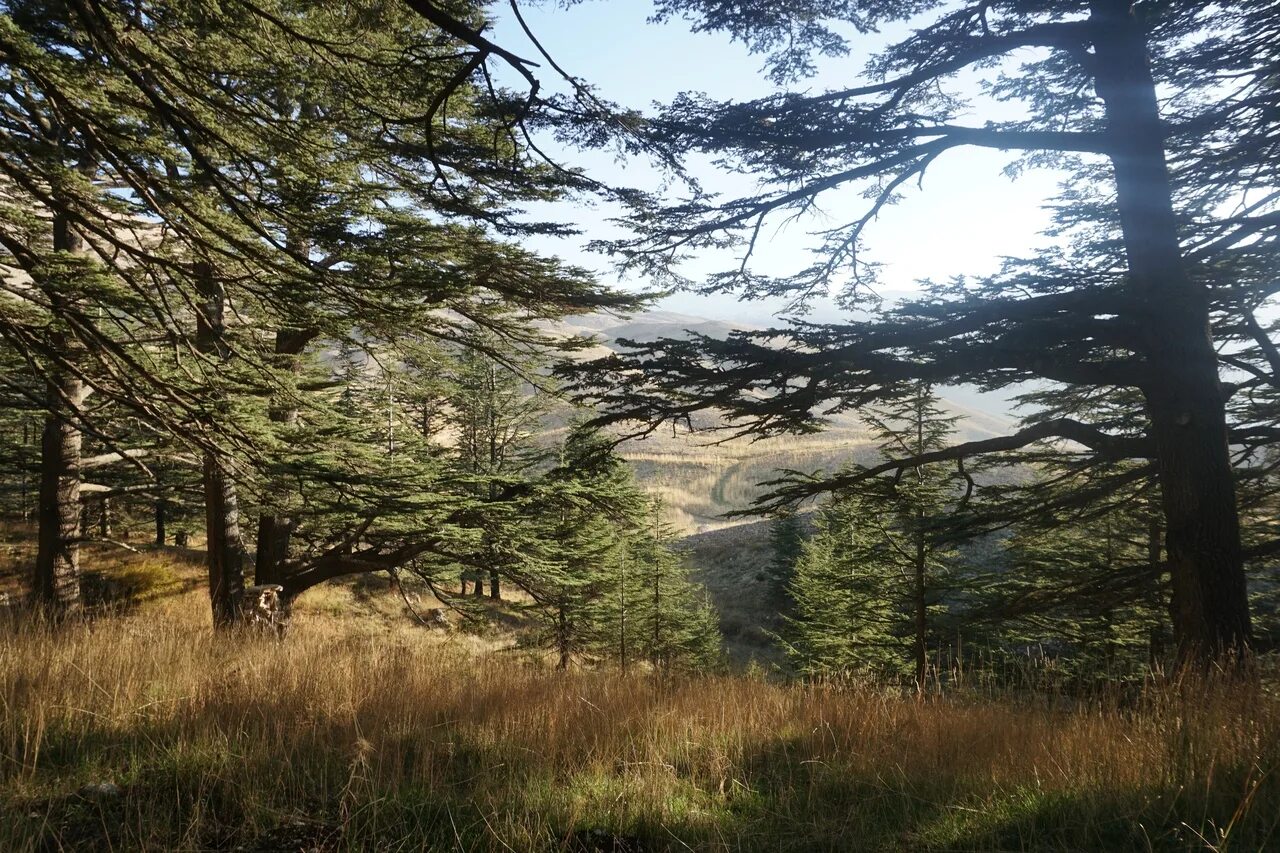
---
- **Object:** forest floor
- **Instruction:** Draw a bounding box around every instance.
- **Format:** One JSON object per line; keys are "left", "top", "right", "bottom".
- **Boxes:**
{"left": 2, "top": 543, "right": 1280, "bottom": 851}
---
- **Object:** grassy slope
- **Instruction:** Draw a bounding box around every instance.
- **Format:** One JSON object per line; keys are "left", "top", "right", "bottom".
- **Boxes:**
{"left": 678, "top": 519, "right": 785, "bottom": 668}
{"left": 3, "top": 546, "right": 1280, "bottom": 851}
{"left": 550, "top": 309, "right": 1020, "bottom": 535}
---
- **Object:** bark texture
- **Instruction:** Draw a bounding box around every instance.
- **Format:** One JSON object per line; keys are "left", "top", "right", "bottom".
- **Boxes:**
{"left": 1091, "top": 0, "right": 1251, "bottom": 662}
{"left": 34, "top": 375, "right": 84, "bottom": 612}
{"left": 32, "top": 213, "right": 88, "bottom": 614}
{"left": 195, "top": 260, "right": 247, "bottom": 628}
{"left": 204, "top": 453, "right": 247, "bottom": 627}
{"left": 254, "top": 327, "right": 312, "bottom": 585}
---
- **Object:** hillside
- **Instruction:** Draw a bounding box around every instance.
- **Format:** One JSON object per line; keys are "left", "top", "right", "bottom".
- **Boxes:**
{"left": 545, "top": 310, "right": 1024, "bottom": 667}
{"left": 554, "top": 309, "right": 1017, "bottom": 533}
{"left": 3, "top": 543, "right": 1278, "bottom": 852}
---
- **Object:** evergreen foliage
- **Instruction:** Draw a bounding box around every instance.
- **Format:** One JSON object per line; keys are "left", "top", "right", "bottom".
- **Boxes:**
{"left": 559, "top": 0, "right": 1280, "bottom": 666}
{"left": 766, "top": 508, "right": 803, "bottom": 607}
{"left": 0, "top": 0, "right": 644, "bottom": 617}
{"left": 522, "top": 426, "right": 721, "bottom": 672}
{"left": 605, "top": 502, "right": 722, "bottom": 673}
{"left": 784, "top": 384, "right": 964, "bottom": 684}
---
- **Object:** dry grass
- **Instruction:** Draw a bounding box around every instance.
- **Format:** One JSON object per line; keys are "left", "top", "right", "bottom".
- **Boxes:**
{"left": 622, "top": 437, "right": 878, "bottom": 533}
{"left": 2, "top": 553, "right": 1280, "bottom": 851}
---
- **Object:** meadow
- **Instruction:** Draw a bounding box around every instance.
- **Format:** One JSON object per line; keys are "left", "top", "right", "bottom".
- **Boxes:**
{"left": 2, "top": 549, "right": 1278, "bottom": 851}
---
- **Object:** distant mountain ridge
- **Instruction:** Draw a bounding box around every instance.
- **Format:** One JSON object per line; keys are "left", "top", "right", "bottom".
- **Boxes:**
{"left": 548, "top": 309, "right": 1019, "bottom": 533}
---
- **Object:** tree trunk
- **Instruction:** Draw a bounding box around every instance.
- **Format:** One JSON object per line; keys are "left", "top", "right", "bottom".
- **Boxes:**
{"left": 34, "top": 375, "right": 84, "bottom": 613}
{"left": 196, "top": 260, "right": 246, "bottom": 628}
{"left": 21, "top": 421, "right": 31, "bottom": 522}
{"left": 912, "top": 401, "right": 928, "bottom": 692}
{"left": 32, "top": 213, "right": 88, "bottom": 614}
{"left": 619, "top": 550, "right": 629, "bottom": 673}
{"left": 254, "top": 515, "right": 290, "bottom": 585}
{"left": 254, "top": 327, "right": 312, "bottom": 585}
{"left": 154, "top": 498, "right": 166, "bottom": 547}
{"left": 488, "top": 568, "right": 500, "bottom": 599}
{"left": 98, "top": 496, "right": 110, "bottom": 539}
{"left": 557, "top": 605, "right": 570, "bottom": 670}
{"left": 204, "top": 452, "right": 247, "bottom": 627}
{"left": 1090, "top": 1, "right": 1251, "bottom": 664}
{"left": 1147, "top": 512, "right": 1166, "bottom": 665}
{"left": 913, "top": 518, "right": 927, "bottom": 692}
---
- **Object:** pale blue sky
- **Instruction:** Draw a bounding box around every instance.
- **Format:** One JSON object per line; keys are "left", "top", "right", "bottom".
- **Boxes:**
{"left": 488, "top": 0, "right": 1080, "bottom": 333}
{"left": 491, "top": 0, "right": 1072, "bottom": 327}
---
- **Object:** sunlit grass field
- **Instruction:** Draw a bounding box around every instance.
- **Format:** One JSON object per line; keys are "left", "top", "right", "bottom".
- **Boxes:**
{"left": 2, "top": 548, "right": 1279, "bottom": 851}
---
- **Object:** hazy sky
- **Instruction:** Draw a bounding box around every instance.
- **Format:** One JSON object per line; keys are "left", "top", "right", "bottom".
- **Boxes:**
{"left": 490, "top": 0, "right": 1073, "bottom": 327}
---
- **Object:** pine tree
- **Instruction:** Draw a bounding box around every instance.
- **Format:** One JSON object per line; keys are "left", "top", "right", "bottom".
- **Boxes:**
{"left": 784, "top": 489, "right": 903, "bottom": 679}
{"left": 784, "top": 384, "right": 963, "bottom": 686}
{"left": 526, "top": 425, "right": 637, "bottom": 669}
{"left": 560, "top": 0, "right": 1280, "bottom": 666}
{"left": 599, "top": 501, "right": 722, "bottom": 673}
{"left": 1, "top": 0, "right": 645, "bottom": 623}
{"left": 766, "top": 508, "right": 804, "bottom": 618}
{"left": 442, "top": 340, "right": 548, "bottom": 601}
{"left": 522, "top": 426, "right": 722, "bottom": 671}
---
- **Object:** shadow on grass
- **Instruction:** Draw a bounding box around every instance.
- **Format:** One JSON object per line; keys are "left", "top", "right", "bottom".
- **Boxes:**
{"left": 704, "top": 734, "right": 1280, "bottom": 852}
{"left": 5, "top": 705, "right": 1280, "bottom": 852}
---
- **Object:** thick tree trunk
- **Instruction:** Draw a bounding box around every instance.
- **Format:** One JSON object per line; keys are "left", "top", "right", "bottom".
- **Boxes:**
{"left": 196, "top": 260, "right": 246, "bottom": 628}
{"left": 33, "top": 213, "right": 89, "bottom": 614}
{"left": 488, "top": 569, "right": 500, "bottom": 599}
{"left": 204, "top": 453, "right": 247, "bottom": 627}
{"left": 33, "top": 374, "right": 84, "bottom": 613}
{"left": 254, "top": 515, "right": 290, "bottom": 585}
{"left": 254, "top": 327, "right": 312, "bottom": 585}
{"left": 1091, "top": 2, "right": 1251, "bottom": 664}
{"left": 154, "top": 498, "right": 166, "bottom": 547}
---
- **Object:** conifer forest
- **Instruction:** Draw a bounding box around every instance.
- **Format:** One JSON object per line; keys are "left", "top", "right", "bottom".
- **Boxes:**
{"left": 2, "top": 1, "right": 1280, "bottom": 850}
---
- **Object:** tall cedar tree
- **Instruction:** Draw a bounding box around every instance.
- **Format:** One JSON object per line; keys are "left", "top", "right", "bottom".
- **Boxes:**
{"left": 767, "top": 508, "right": 804, "bottom": 611}
{"left": 525, "top": 425, "right": 721, "bottom": 671}
{"left": 598, "top": 501, "right": 722, "bottom": 673}
{"left": 442, "top": 340, "right": 548, "bottom": 600}
{"left": 0, "top": 0, "right": 642, "bottom": 616}
{"left": 532, "top": 425, "right": 640, "bottom": 669}
{"left": 785, "top": 489, "right": 903, "bottom": 679}
{"left": 559, "top": 1, "right": 1280, "bottom": 664}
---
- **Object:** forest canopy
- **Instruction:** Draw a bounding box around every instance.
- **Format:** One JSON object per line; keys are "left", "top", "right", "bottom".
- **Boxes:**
{"left": 0, "top": 0, "right": 1277, "bottom": 672}
{"left": 4, "top": 2, "right": 1280, "bottom": 850}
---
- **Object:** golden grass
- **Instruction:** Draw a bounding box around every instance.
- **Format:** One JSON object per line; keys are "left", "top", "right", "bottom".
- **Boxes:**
{"left": 2, "top": 573, "right": 1280, "bottom": 845}
{"left": 2, "top": 557, "right": 1279, "bottom": 851}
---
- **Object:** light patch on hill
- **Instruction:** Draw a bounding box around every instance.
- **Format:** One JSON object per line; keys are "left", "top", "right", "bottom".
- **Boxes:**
{"left": 548, "top": 309, "right": 1017, "bottom": 533}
